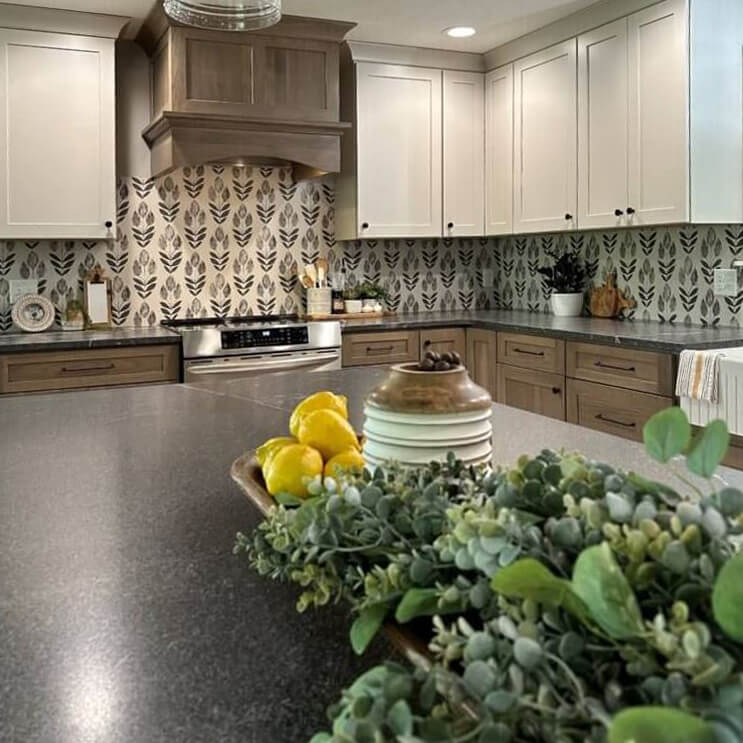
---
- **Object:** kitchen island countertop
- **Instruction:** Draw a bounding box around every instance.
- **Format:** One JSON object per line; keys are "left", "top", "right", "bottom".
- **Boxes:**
{"left": 2, "top": 367, "right": 742, "bottom": 742}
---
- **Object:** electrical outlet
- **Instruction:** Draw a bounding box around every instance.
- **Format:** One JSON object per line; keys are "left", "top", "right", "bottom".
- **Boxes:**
{"left": 9, "top": 279, "right": 38, "bottom": 304}
{"left": 714, "top": 268, "right": 738, "bottom": 297}
{"left": 482, "top": 268, "right": 494, "bottom": 288}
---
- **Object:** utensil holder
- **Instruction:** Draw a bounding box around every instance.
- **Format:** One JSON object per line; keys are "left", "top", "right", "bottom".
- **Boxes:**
{"left": 307, "top": 288, "right": 332, "bottom": 315}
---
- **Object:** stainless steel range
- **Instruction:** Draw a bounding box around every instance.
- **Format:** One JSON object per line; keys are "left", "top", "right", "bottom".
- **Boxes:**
{"left": 162, "top": 315, "right": 342, "bottom": 383}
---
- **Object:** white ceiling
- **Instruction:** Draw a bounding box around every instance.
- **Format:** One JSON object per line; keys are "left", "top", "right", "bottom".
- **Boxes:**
{"left": 7, "top": 0, "right": 603, "bottom": 51}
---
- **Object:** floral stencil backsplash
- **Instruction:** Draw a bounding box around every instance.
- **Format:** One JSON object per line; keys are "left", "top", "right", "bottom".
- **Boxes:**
{"left": 494, "top": 225, "right": 743, "bottom": 327}
{"left": 0, "top": 166, "right": 488, "bottom": 330}
{"left": 0, "top": 165, "right": 742, "bottom": 329}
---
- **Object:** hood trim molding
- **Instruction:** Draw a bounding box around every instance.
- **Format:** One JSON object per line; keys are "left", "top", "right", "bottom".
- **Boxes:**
{"left": 143, "top": 111, "right": 350, "bottom": 179}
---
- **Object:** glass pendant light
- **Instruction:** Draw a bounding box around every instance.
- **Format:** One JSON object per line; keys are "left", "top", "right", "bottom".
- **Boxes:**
{"left": 163, "top": 0, "right": 281, "bottom": 31}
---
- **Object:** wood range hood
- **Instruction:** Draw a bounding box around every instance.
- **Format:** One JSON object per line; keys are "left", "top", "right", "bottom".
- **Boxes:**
{"left": 136, "top": 7, "right": 355, "bottom": 179}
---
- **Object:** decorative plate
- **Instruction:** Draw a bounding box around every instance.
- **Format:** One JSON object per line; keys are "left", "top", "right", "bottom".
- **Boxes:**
{"left": 11, "top": 294, "right": 55, "bottom": 333}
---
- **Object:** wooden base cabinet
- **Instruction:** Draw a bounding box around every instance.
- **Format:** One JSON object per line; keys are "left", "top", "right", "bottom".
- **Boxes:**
{"left": 566, "top": 378, "right": 670, "bottom": 442}
{"left": 466, "top": 328, "right": 497, "bottom": 398}
{"left": 0, "top": 345, "right": 179, "bottom": 394}
{"left": 342, "top": 330, "right": 420, "bottom": 367}
{"left": 497, "top": 365, "right": 565, "bottom": 421}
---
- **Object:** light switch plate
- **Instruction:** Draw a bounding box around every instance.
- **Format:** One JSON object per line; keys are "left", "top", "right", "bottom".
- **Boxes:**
{"left": 714, "top": 268, "right": 738, "bottom": 297}
{"left": 9, "top": 279, "right": 38, "bottom": 304}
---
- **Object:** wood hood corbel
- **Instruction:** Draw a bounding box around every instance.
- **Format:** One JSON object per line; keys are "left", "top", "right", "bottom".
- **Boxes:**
{"left": 137, "top": 6, "right": 355, "bottom": 178}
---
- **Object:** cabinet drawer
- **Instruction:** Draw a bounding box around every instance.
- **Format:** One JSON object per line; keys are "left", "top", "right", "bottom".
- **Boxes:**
{"left": 567, "top": 341, "right": 673, "bottom": 395}
{"left": 342, "top": 330, "right": 420, "bottom": 367}
{"left": 497, "top": 332, "right": 565, "bottom": 373}
{"left": 0, "top": 345, "right": 179, "bottom": 394}
{"left": 566, "top": 379, "right": 671, "bottom": 442}
{"left": 420, "top": 327, "right": 466, "bottom": 359}
{"left": 496, "top": 364, "right": 565, "bottom": 421}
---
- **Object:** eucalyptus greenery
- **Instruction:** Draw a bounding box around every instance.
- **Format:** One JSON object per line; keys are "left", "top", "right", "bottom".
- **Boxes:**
{"left": 236, "top": 408, "right": 743, "bottom": 743}
{"left": 537, "top": 249, "right": 587, "bottom": 294}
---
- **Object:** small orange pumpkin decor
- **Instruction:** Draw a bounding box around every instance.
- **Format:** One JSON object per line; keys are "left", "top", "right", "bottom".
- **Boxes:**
{"left": 589, "top": 272, "right": 636, "bottom": 318}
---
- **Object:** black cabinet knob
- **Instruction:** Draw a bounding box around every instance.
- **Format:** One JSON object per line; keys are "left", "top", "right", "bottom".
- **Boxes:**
{"left": 361, "top": 222, "right": 369, "bottom": 230}
{"left": 552, "top": 387, "right": 561, "bottom": 395}
{"left": 564, "top": 213, "right": 573, "bottom": 221}
{"left": 614, "top": 209, "right": 624, "bottom": 217}
{"left": 626, "top": 207, "right": 635, "bottom": 215}
{"left": 105, "top": 220, "right": 113, "bottom": 229}
{"left": 447, "top": 221, "right": 454, "bottom": 229}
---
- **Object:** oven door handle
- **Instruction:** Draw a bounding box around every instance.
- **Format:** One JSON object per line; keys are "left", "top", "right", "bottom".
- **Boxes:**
{"left": 186, "top": 352, "right": 340, "bottom": 375}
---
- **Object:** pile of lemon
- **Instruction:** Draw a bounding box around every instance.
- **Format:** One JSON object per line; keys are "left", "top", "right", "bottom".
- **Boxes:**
{"left": 256, "top": 391, "right": 365, "bottom": 499}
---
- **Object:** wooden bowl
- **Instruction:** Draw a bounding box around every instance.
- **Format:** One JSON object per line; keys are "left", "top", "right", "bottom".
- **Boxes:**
{"left": 230, "top": 450, "right": 431, "bottom": 666}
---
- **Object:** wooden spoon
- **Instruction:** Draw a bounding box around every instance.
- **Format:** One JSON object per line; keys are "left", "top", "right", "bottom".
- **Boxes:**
{"left": 305, "top": 264, "right": 318, "bottom": 287}
{"left": 316, "top": 258, "right": 328, "bottom": 287}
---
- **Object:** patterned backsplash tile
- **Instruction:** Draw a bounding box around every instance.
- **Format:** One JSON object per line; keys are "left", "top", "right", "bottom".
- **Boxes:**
{"left": 495, "top": 225, "right": 743, "bottom": 327}
{"left": 1, "top": 166, "right": 742, "bottom": 330}
{"left": 0, "top": 166, "right": 486, "bottom": 330}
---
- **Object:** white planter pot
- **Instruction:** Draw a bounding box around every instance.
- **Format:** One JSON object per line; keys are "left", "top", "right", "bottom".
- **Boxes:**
{"left": 361, "top": 299, "right": 378, "bottom": 313}
{"left": 551, "top": 292, "right": 584, "bottom": 317}
{"left": 344, "top": 299, "right": 362, "bottom": 313}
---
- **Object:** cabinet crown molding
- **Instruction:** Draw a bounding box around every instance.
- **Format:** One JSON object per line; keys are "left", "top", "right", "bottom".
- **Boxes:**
{"left": 0, "top": 3, "right": 128, "bottom": 38}
{"left": 346, "top": 40, "right": 484, "bottom": 72}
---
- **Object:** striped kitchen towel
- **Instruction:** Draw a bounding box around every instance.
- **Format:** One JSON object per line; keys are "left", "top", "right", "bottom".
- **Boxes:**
{"left": 675, "top": 349, "right": 725, "bottom": 402}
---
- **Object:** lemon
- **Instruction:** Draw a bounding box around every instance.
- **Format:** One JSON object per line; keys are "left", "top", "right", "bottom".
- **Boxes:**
{"left": 264, "top": 444, "right": 324, "bottom": 498}
{"left": 289, "top": 391, "right": 348, "bottom": 438}
{"left": 324, "top": 449, "right": 365, "bottom": 479}
{"left": 256, "top": 436, "right": 296, "bottom": 468}
{"left": 298, "top": 408, "right": 360, "bottom": 461}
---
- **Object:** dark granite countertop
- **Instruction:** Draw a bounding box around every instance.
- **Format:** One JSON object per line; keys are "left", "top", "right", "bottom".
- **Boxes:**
{"left": 340, "top": 310, "right": 743, "bottom": 353}
{"left": 2, "top": 312, "right": 743, "bottom": 356}
{"left": 3, "top": 367, "right": 742, "bottom": 741}
{"left": 0, "top": 326, "right": 180, "bottom": 353}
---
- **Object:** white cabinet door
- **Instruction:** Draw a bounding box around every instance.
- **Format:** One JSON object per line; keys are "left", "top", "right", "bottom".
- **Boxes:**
{"left": 513, "top": 40, "right": 578, "bottom": 234}
{"left": 578, "top": 19, "right": 629, "bottom": 229}
{"left": 356, "top": 63, "right": 442, "bottom": 239}
{"left": 485, "top": 64, "right": 513, "bottom": 235}
{"left": 0, "top": 29, "right": 116, "bottom": 240}
{"left": 443, "top": 70, "right": 484, "bottom": 237}
{"left": 627, "top": 0, "right": 689, "bottom": 225}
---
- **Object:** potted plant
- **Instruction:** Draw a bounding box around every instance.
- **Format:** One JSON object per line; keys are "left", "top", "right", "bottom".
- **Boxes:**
{"left": 537, "top": 248, "right": 587, "bottom": 317}
{"left": 343, "top": 287, "right": 362, "bottom": 314}
{"left": 357, "top": 281, "right": 388, "bottom": 313}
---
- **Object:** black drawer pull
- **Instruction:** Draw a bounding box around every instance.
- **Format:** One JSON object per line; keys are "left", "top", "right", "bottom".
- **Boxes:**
{"left": 61, "top": 363, "right": 116, "bottom": 374}
{"left": 594, "top": 360, "right": 636, "bottom": 373}
{"left": 596, "top": 413, "right": 636, "bottom": 428}
{"left": 366, "top": 345, "right": 394, "bottom": 354}
{"left": 514, "top": 348, "right": 545, "bottom": 357}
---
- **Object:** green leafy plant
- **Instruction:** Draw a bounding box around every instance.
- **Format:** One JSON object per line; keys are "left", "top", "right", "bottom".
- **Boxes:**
{"left": 356, "top": 281, "right": 389, "bottom": 302}
{"left": 238, "top": 408, "right": 743, "bottom": 743}
{"left": 537, "top": 248, "right": 587, "bottom": 294}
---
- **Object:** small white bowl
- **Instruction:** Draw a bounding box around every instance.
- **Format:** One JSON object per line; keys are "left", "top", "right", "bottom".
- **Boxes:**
{"left": 364, "top": 403, "right": 492, "bottom": 426}
{"left": 363, "top": 437, "right": 492, "bottom": 464}
{"left": 363, "top": 416, "right": 492, "bottom": 442}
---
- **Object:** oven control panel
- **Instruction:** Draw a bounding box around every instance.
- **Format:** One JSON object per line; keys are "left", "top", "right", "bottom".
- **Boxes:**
{"left": 221, "top": 326, "right": 309, "bottom": 350}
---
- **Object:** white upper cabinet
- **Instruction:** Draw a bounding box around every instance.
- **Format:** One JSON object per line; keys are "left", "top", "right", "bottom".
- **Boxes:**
{"left": 443, "top": 70, "right": 484, "bottom": 237}
{"left": 0, "top": 28, "right": 117, "bottom": 240}
{"left": 513, "top": 40, "right": 578, "bottom": 234}
{"left": 355, "top": 63, "right": 442, "bottom": 239}
{"left": 578, "top": 19, "right": 629, "bottom": 229}
{"left": 627, "top": 0, "right": 688, "bottom": 226}
{"left": 485, "top": 64, "right": 513, "bottom": 235}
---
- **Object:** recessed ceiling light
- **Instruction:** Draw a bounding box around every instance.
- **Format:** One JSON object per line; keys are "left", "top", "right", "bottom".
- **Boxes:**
{"left": 444, "top": 26, "right": 476, "bottom": 38}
